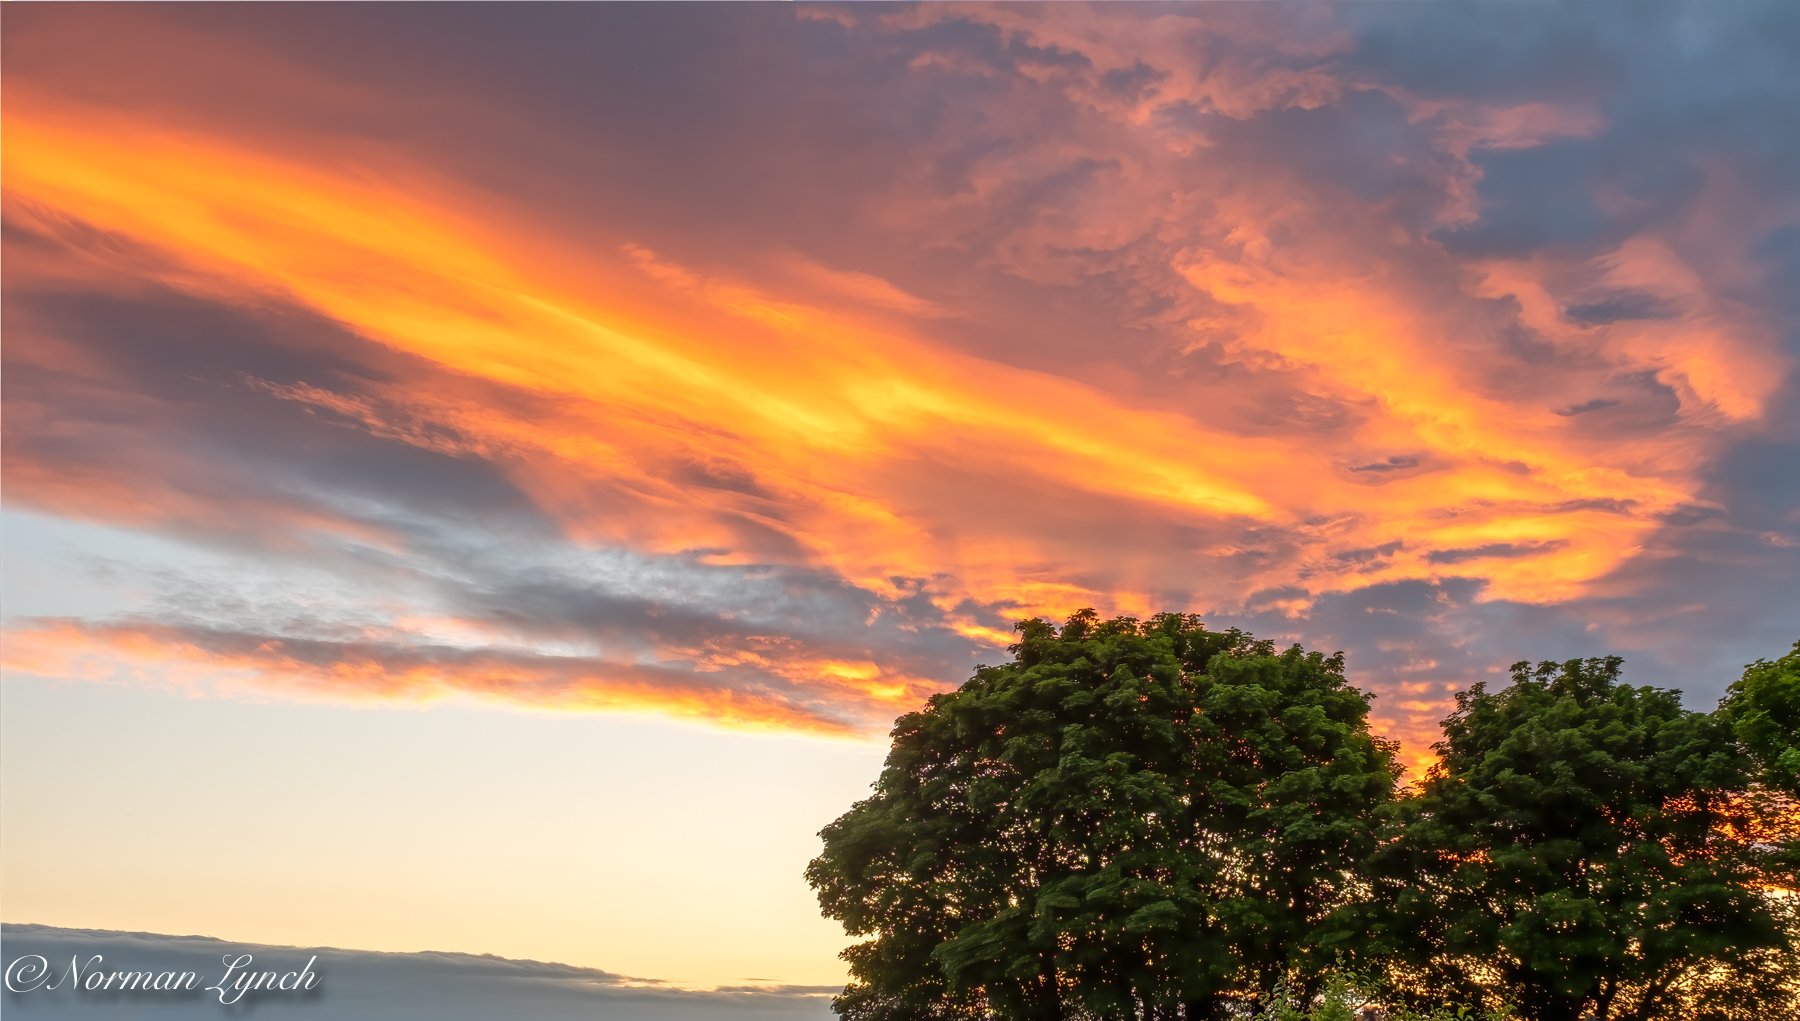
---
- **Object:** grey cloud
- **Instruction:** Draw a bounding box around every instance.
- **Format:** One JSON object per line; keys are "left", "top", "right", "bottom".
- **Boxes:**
{"left": 1553, "top": 398, "right": 1620, "bottom": 416}
{"left": 1423, "top": 542, "right": 1565, "bottom": 566}
{"left": 1328, "top": 541, "right": 1404, "bottom": 567}
{"left": 1206, "top": 526, "right": 1798, "bottom": 730}
{"left": 13, "top": 508, "right": 1000, "bottom": 729}
{"left": 0, "top": 924, "right": 832, "bottom": 1020}
{"left": 1710, "top": 437, "right": 1800, "bottom": 534}
{"left": 1431, "top": 140, "right": 1626, "bottom": 258}
{"left": 1353, "top": 1, "right": 1800, "bottom": 259}
{"left": 1563, "top": 292, "right": 1670, "bottom": 325}
{"left": 1201, "top": 86, "right": 1457, "bottom": 221}
{"left": 1348, "top": 456, "right": 1422, "bottom": 473}
{"left": 2, "top": 233, "right": 547, "bottom": 538}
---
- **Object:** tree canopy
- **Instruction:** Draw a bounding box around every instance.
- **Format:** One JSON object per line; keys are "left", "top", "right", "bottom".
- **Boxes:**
{"left": 1368, "top": 657, "right": 1799, "bottom": 1021}
{"left": 809, "top": 620, "right": 1800, "bottom": 1021}
{"left": 1720, "top": 639, "right": 1800, "bottom": 795}
{"left": 806, "top": 611, "right": 1401, "bottom": 1020}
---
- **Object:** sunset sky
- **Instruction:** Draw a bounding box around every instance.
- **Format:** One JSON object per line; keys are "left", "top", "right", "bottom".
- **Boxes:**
{"left": 4, "top": 0, "right": 1797, "bottom": 995}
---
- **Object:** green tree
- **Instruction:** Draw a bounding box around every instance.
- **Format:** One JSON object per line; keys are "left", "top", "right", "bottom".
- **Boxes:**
{"left": 806, "top": 610, "right": 1401, "bottom": 1020}
{"left": 1370, "top": 657, "right": 1798, "bottom": 1021}
{"left": 1719, "top": 639, "right": 1800, "bottom": 794}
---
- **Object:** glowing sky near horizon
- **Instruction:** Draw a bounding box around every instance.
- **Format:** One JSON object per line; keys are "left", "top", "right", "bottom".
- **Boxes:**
{"left": 4, "top": 0, "right": 1798, "bottom": 989}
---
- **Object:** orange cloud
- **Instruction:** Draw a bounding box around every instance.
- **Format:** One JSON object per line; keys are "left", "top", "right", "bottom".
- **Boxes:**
{"left": 0, "top": 619, "right": 918, "bottom": 736}
{"left": 5, "top": 97, "right": 1748, "bottom": 616}
{"left": 3, "top": 99, "right": 1278, "bottom": 613}
{"left": 3, "top": 4, "right": 1791, "bottom": 766}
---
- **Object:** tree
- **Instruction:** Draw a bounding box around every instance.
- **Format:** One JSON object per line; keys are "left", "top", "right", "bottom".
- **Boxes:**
{"left": 1369, "top": 657, "right": 1799, "bottom": 1021}
{"left": 806, "top": 610, "right": 1402, "bottom": 1020}
{"left": 1719, "top": 639, "right": 1800, "bottom": 795}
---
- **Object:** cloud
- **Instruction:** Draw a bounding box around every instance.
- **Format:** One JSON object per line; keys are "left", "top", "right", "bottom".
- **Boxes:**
{"left": 1564, "top": 293, "right": 1670, "bottom": 326}
{"left": 2, "top": 2, "right": 1796, "bottom": 760}
{"left": 1553, "top": 398, "right": 1622, "bottom": 417}
{"left": 0, "top": 924, "right": 834, "bottom": 1019}
{"left": 1, "top": 619, "right": 915, "bottom": 735}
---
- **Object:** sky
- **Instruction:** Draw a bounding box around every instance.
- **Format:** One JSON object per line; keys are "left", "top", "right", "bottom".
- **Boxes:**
{"left": 4, "top": 0, "right": 1798, "bottom": 998}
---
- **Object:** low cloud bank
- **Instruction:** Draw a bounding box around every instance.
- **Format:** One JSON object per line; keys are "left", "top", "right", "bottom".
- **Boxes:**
{"left": 1, "top": 924, "right": 834, "bottom": 1020}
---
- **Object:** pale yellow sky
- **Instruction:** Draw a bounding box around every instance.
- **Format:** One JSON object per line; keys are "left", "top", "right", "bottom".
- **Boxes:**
{"left": 1, "top": 669, "right": 887, "bottom": 989}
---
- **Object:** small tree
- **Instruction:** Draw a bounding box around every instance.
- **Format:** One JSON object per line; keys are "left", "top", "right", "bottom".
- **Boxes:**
{"left": 1370, "top": 657, "right": 1799, "bottom": 1021}
{"left": 806, "top": 610, "right": 1401, "bottom": 1020}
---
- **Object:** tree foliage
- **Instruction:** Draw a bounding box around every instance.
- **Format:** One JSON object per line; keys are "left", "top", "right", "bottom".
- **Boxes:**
{"left": 1719, "top": 639, "right": 1800, "bottom": 795}
{"left": 1369, "top": 657, "right": 1799, "bottom": 1021}
{"left": 809, "top": 620, "right": 1800, "bottom": 1021}
{"left": 806, "top": 611, "right": 1401, "bottom": 1020}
